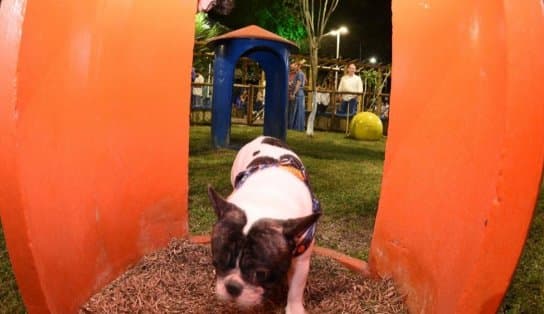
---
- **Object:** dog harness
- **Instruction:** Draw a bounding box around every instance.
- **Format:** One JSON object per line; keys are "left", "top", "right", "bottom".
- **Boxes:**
{"left": 234, "top": 154, "right": 321, "bottom": 257}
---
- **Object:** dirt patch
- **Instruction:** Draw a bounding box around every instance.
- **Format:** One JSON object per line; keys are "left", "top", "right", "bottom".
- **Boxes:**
{"left": 81, "top": 239, "right": 406, "bottom": 313}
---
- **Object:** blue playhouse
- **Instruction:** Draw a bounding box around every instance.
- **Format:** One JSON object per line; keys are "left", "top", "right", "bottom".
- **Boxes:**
{"left": 206, "top": 25, "right": 298, "bottom": 147}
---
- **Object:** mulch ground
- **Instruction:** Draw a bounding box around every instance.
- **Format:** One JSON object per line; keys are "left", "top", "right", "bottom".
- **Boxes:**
{"left": 80, "top": 239, "right": 407, "bottom": 314}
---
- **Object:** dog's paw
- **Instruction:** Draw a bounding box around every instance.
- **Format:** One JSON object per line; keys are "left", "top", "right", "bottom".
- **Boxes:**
{"left": 285, "top": 303, "right": 306, "bottom": 314}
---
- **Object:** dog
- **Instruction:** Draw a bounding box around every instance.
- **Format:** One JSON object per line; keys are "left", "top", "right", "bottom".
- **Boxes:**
{"left": 208, "top": 136, "right": 321, "bottom": 314}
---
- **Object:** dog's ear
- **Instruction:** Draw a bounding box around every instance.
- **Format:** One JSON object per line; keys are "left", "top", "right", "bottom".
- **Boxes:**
{"left": 281, "top": 213, "right": 321, "bottom": 241}
{"left": 208, "top": 185, "right": 228, "bottom": 218}
{"left": 208, "top": 185, "right": 243, "bottom": 220}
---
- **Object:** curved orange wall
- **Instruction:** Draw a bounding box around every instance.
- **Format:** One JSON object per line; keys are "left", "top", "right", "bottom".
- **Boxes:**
{"left": 3, "top": 0, "right": 544, "bottom": 313}
{"left": 0, "top": 0, "right": 195, "bottom": 312}
{"left": 370, "top": 0, "right": 544, "bottom": 313}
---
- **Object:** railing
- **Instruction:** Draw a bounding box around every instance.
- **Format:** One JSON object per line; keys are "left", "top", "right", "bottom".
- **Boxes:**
{"left": 190, "top": 82, "right": 390, "bottom": 133}
{"left": 190, "top": 82, "right": 213, "bottom": 110}
{"left": 305, "top": 88, "right": 390, "bottom": 116}
{"left": 304, "top": 88, "right": 390, "bottom": 134}
{"left": 190, "top": 83, "right": 267, "bottom": 125}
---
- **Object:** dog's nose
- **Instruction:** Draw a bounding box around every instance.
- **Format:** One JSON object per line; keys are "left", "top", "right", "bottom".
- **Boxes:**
{"left": 225, "top": 281, "right": 243, "bottom": 297}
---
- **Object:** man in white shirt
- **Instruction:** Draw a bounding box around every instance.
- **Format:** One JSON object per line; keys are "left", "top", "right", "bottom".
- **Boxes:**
{"left": 337, "top": 63, "right": 363, "bottom": 115}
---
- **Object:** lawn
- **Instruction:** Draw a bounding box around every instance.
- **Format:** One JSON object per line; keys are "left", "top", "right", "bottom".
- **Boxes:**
{"left": 1, "top": 124, "right": 542, "bottom": 313}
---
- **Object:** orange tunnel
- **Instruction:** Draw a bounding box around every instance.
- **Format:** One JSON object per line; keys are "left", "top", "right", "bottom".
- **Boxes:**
{"left": 369, "top": 0, "right": 544, "bottom": 312}
{"left": 0, "top": 0, "right": 195, "bottom": 312}
{"left": 0, "top": 0, "right": 543, "bottom": 313}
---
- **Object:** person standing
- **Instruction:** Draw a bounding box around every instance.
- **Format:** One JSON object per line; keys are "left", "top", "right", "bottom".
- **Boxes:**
{"left": 192, "top": 70, "right": 205, "bottom": 107}
{"left": 255, "top": 89, "right": 264, "bottom": 112}
{"left": 288, "top": 61, "right": 306, "bottom": 131}
{"left": 234, "top": 88, "right": 248, "bottom": 117}
{"left": 337, "top": 63, "right": 363, "bottom": 115}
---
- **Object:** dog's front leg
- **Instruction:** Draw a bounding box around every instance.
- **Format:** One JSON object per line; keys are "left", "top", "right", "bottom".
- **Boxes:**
{"left": 285, "top": 243, "right": 313, "bottom": 314}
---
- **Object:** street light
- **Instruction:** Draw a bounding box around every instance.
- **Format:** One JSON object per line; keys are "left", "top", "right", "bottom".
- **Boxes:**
{"left": 369, "top": 56, "right": 377, "bottom": 64}
{"left": 328, "top": 26, "right": 348, "bottom": 88}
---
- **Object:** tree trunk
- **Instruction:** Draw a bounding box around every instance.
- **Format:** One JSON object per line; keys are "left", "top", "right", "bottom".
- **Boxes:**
{"left": 362, "top": 76, "right": 368, "bottom": 111}
{"left": 305, "top": 42, "right": 319, "bottom": 136}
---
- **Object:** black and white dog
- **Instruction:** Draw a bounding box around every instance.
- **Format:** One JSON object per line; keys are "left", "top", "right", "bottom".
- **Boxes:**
{"left": 208, "top": 136, "right": 321, "bottom": 314}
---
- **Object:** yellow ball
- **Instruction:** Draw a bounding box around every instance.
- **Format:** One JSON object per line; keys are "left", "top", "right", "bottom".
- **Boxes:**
{"left": 349, "top": 112, "right": 383, "bottom": 141}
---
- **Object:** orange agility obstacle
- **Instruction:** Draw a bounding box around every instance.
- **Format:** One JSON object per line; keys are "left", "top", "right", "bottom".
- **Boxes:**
{"left": 369, "top": 0, "right": 544, "bottom": 312}
{"left": 0, "top": 0, "right": 543, "bottom": 313}
{"left": 0, "top": 0, "right": 194, "bottom": 312}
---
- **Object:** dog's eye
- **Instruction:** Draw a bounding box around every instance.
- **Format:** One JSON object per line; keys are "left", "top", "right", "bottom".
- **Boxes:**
{"left": 254, "top": 269, "right": 270, "bottom": 282}
{"left": 217, "top": 251, "right": 236, "bottom": 270}
{"left": 226, "top": 252, "right": 236, "bottom": 267}
{"left": 212, "top": 252, "right": 233, "bottom": 272}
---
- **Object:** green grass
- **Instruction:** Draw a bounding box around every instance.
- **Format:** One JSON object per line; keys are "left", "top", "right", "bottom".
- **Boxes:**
{"left": 0, "top": 224, "right": 25, "bottom": 314}
{"left": 189, "top": 125, "right": 385, "bottom": 261}
{"left": 0, "top": 124, "right": 542, "bottom": 312}
{"left": 500, "top": 181, "right": 544, "bottom": 313}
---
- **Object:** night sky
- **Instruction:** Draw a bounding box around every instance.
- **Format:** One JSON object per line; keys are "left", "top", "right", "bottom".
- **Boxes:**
{"left": 325, "top": 0, "right": 392, "bottom": 63}
{"left": 211, "top": 0, "right": 392, "bottom": 63}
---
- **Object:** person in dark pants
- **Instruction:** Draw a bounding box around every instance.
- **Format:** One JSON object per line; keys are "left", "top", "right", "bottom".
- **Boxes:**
{"left": 288, "top": 61, "right": 306, "bottom": 131}
{"left": 381, "top": 96, "right": 390, "bottom": 136}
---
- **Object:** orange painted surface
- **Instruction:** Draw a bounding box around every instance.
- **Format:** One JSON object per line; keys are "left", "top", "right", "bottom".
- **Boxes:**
{"left": 370, "top": 0, "right": 544, "bottom": 313}
{"left": 0, "top": 0, "right": 196, "bottom": 312}
{"left": 2, "top": 0, "right": 544, "bottom": 313}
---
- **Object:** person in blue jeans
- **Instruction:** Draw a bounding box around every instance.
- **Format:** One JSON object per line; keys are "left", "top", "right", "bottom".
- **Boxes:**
{"left": 288, "top": 61, "right": 306, "bottom": 131}
{"left": 336, "top": 63, "right": 363, "bottom": 115}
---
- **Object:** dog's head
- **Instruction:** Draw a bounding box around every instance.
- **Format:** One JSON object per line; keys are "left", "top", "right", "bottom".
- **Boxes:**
{"left": 207, "top": 186, "right": 320, "bottom": 307}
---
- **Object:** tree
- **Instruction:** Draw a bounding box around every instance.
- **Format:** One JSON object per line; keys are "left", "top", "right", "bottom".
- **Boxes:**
{"left": 210, "top": 0, "right": 308, "bottom": 53}
{"left": 255, "top": 2, "right": 308, "bottom": 52}
{"left": 291, "top": 0, "right": 340, "bottom": 136}
{"left": 360, "top": 65, "right": 391, "bottom": 113}
{"left": 193, "top": 13, "right": 229, "bottom": 72}
{"left": 195, "top": 13, "right": 229, "bottom": 43}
